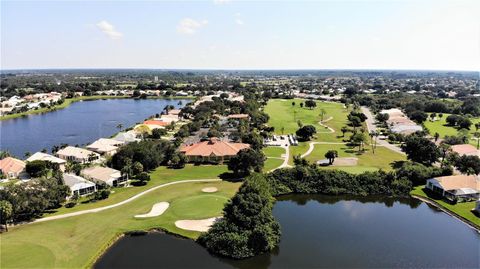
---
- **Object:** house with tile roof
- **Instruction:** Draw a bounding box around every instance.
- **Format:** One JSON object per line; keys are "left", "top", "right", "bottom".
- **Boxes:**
{"left": 0, "top": 157, "right": 28, "bottom": 179}
{"left": 27, "top": 152, "right": 67, "bottom": 171}
{"left": 81, "top": 166, "right": 126, "bottom": 187}
{"left": 86, "top": 138, "right": 125, "bottom": 156}
{"left": 56, "top": 146, "right": 100, "bottom": 164}
{"left": 180, "top": 137, "right": 250, "bottom": 163}
{"left": 63, "top": 174, "right": 96, "bottom": 196}
{"left": 426, "top": 175, "right": 480, "bottom": 202}
{"left": 450, "top": 144, "right": 479, "bottom": 157}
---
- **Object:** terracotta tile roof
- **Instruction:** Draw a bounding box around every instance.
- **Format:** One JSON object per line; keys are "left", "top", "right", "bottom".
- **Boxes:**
{"left": 180, "top": 138, "right": 250, "bottom": 157}
{"left": 431, "top": 175, "right": 479, "bottom": 191}
{"left": 144, "top": 120, "right": 169, "bottom": 126}
{"left": 0, "top": 157, "right": 26, "bottom": 174}
{"left": 451, "top": 144, "right": 479, "bottom": 156}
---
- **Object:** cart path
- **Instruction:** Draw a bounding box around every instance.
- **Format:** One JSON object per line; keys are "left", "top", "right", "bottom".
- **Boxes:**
{"left": 32, "top": 178, "right": 222, "bottom": 224}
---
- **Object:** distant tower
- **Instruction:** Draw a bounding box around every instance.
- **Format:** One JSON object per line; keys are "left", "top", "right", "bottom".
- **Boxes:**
{"left": 154, "top": 76, "right": 158, "bottom": 82}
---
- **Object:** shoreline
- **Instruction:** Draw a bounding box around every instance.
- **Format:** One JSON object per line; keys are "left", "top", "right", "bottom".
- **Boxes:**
{"left": 0, "top": 95, "right": 195, "bottom": 121}
{"left": 411, "top": 194, "right": 480, "bottom": 233}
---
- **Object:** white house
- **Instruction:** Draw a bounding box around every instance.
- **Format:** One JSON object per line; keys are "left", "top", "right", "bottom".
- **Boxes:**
{"left": 63, "top": 174, "right": 96, "bottom": 196}
{"left": 86, "top": 138, "right": 124, "bottom": 156}
{"left": 113, "top": 131, "right": 141, "bottom": 143}
{"left": 56, "top": 146, "right": 100, "bottom": 163}
{"left": 81, "top": 166, "right": 126, "bottom": 187}
{"left": 27, "top": 152, "right": 67, "bottom": 171}
{"left": 426, "top": 175, "right": 480, "bottom": 202}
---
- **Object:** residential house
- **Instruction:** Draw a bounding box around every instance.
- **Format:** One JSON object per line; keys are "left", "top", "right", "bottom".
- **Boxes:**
{"left": 56, "top": 146, "right": 100, "bottom": 164}
{"left": 82, "top": 166, "right": 126, "bottom": 187}
{"left": 180, "top": 137, "right": 250, "bottom": 163}
{"left": 426, "top": 175, "right": 480, "bottom": 202}
{"left": 227, "top": 114, "right": 250, "bottom": 120}
{"left": 143, "top": 120, "right": 170, "bottom": 130}
{"left": 0, "top": 157, "right": 28, "bottom": 179}
{"left": 86, "top": 138, "right": 125, "bottom": 156}
{"left": 27, "top": 152, "right": 67, "bottom": 171}
{"left": 381, "top": 108, "right": 423, "bottom": 135}
{"left": 451, "top": 144, "right": 479, "bottom": 157}
{"left": 113, "top": 131, "right": 140, "bottom": 143}
{"left": 63, "top": 173, "right": 96, "bottom": 196}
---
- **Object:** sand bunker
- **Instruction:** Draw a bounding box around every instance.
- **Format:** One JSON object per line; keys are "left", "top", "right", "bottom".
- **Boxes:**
{"left": 175, "top": 217, "right": 221, "bottom": 232}
{"left": 135, "top": 202, "right": 169, "bottom": 218}
{"left": 202, "top": 187, "right": 218, "bottom": 193}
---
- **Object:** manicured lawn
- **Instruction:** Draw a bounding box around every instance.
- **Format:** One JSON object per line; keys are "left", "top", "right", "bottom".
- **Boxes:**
{"left": 411, "top": 186, "right": 479, "bottom": 227}
{"left": 264, "top": 158, "right": 284, "bottom": 171}
{"left": 44, "top": 164, "right": 228, "bottom": 216}
{"left": 264, "top": 98, "right": 349, "bottom": 143}
{"left": 424, "top": 113, "right": 480, "bottom": 147}
{"left": 263, "top": 146, "right": 285, "bottom": 158}
{"left": 303, "top": 144, "right": 405, "bottom": 172}
{"left": 0, "top": 180, "right": 241, "bottom": 268}
{"left": 0, "top": 95, "right": 128, "bottom": 121}
{"left": 288, "top": 142, "right": 310, "bottom": 165}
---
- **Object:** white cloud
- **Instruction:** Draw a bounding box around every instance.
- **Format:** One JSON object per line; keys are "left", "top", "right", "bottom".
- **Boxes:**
{"left": 96, "top": 20, "right": 123, "bottom": 40}
{"left": 177, "top": 18, "right": 208, "bottom": 35}
{"left": 213, "top": 0, "right": 231, "bottom": 4}
{"left": 235, "top": 19, "right": 244, "bottom": 25}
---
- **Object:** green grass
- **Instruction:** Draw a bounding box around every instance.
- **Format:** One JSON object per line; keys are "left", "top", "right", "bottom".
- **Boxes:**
{"left": 264, "top": 158, "right": 284, "bottom": 171}
{"left": 44, "top": 164, "right": 228, "bottom": 216}
{"left": 424, "top": 113, "right": 480, "bottom": 147}
{"left": 303, "top": 144, "right": 405, "bottom": 173}
{"left": 264, "top": 98, "right": 349, "bottom": 143}
{"left": 0, "top": 180, "right": 240, "bottom": 268}
{"left": 411, "top": 186, "right": 479, "bottom": 227}
{"left": 263, "top": 146, "right": 285, "bottom": 158}
{"left": 0, "top": 96, "right": 130, "bottom": 121}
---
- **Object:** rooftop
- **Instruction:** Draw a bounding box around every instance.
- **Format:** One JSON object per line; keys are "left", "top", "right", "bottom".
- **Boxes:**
{"left": 180, "top": 138, "right": 250, "bottom": 157}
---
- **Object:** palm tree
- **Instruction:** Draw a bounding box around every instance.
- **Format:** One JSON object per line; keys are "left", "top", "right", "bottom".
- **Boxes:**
{"left": 319, "top": 109, "right": 327, "bottom": 122}
{"left": 439, "top": 143, "right": 451, "bottom": 167}
{"left": 116, "top": 123, "right": 123, "bottom": 131}
{"left": 369, "top": 131, "right": 377, "bottom": 154}
{"left": 474, "top": 132, "right": 480, "bottom": 150}
{"left": 341, "top": 126, "right": 348, "bottom": 137}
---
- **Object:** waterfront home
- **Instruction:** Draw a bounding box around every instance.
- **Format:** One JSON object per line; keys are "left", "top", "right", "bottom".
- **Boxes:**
{"left": 56, "top": 146, "right": 100, "bottom": 164}
{"left": 63, "top": 173, "right": 96, "bottom": 196}
{"left": 450, "top": 144, "right": 479, "bottom": 157}
{"left": 26, "top": 152, "right": 67, "bottom": 171}
{"left": 475, "top": 199, "right": 480, "bottom": 213}
{"left": 159, "top": 114, "right": 179, "bottom": 123}
{"left": 168, "top": 109, "right": 181, "bottom": 115}
{"left": 426, "top": 175, "right": 480, "bottom": 202}
{"left": 143, "top": 120, "right": 170, "bottom": 129}
{"left": 0, "top": 157, "right": 28, "bottom": 179}
{"left": 86, "top": 138, "right": 125, "bottom": 156}
{"left": 81, "top": 166, "right": 126, "bottom": 187}
{"left": 113, "top": 131, "right": 140, "bottom": 143}
{"left": 180, "top": 137, "right": 250, "bottom": 163}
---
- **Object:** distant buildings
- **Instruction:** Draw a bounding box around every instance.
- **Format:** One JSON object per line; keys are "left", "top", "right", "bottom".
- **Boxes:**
{"left": 380, "top": 108, "right": 423, "bottom": 135}
{"left": 180, "top": 138, "right": 250, "bottom": 163}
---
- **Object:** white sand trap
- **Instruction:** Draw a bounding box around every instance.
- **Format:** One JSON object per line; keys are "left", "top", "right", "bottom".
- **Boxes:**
{"left": 175, "top": 217, "right": 221, "bottom": 232}
{"left": 135, "top": 202, "right": 169, "bottom": 218}
{"left": 202, "top": 187, "right": 218, "bottom": 193}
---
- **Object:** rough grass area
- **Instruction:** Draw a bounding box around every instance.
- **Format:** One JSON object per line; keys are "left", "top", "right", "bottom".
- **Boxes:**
{"left": 264, "top": 98, "right": 349, "bottom": 142}
{"left": 411, "top": 186, "right": 479, "bottom": 227}
{"left": 263, "top": 146, "right": 285, "bottom": 158}
{"left": 264, "top": 158, "right": 284, "bottom": 171}
{"left": 44, "top": 164, "right": 228, "bottom": 216}
{"left": 0, "top": 180, "right": 240, "bottom": 268}
{"left": 424, "top": 113, "right": 480, "bottom": 147}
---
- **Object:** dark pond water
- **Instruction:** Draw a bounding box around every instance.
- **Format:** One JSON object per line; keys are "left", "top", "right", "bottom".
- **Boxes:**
{"left": 95, "top": 195, "right": 479, "bottom": 269}
{"left": 0, "top": 98, "right": 189, "bottom": 157}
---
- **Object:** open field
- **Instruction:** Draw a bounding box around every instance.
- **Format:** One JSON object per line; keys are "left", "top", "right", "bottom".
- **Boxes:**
{"left": 0, "top": 95, "right": 128, "bottom": 121}
{"left": 44, "top": 164, "right": 228, "bottom": 216}
{"left": 264, "top": 98, "right": 349, "bottom": 143}
{"left": 303, "top": 144, "right": 405, "bottom": 172}
{"left": 264, "top": 158, "right": 284, "bottom": 171}
{"left": 424, "top": 113, "right": 480, "bottom": 147}
{"left": 411, "top": 186, "right": 479, "bottom": 228}
{"left": 0, "top": 180, "right": 240, "bottom": 268}
{"left": 263, "top": 146, "right": 285, "bottom": 158}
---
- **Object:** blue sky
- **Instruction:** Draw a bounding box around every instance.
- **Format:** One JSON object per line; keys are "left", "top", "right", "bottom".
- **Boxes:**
{"left": 1, "top": 0, "right": 479, "bottom": 70}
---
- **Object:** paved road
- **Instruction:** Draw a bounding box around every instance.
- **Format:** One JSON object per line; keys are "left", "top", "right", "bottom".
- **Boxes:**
{"left": 361, "top": 106, "right": 405, "bottom": 155}
{"left": 33, "top": 178, "right": 222, "bottom": 224}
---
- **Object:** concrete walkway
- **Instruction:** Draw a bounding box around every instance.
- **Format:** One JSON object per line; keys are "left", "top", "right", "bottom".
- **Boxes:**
{"left": 33, "top": 178, "right": 221, "bottom": 223}
{"left": 301, "top": 141, "right": 348, "bottom": 158}
{"left": 317, "top": 117, "right": 335, "bottom": 133}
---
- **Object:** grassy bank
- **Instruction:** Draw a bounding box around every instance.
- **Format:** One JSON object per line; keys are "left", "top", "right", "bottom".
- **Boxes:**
{"left": 410, "top": 186, "right": 479, "bottom": 228}
{"left": 0, "top": 95, "right": 128, "bottom": 121}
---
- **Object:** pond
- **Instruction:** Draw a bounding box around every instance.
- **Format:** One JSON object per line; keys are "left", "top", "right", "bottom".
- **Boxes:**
{"left": 95, "top": 195, "right": 479, "bottom": 268}
{"left": 0, "top": 98, "right": 189, "bottom": 157}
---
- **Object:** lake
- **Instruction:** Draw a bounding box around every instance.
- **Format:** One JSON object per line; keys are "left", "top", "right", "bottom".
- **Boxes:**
{"left": 0, "top": 98, "right": 189, "bottom": 157}
{"left": 95, "top": 195, "right": 479, "bottom": 269}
